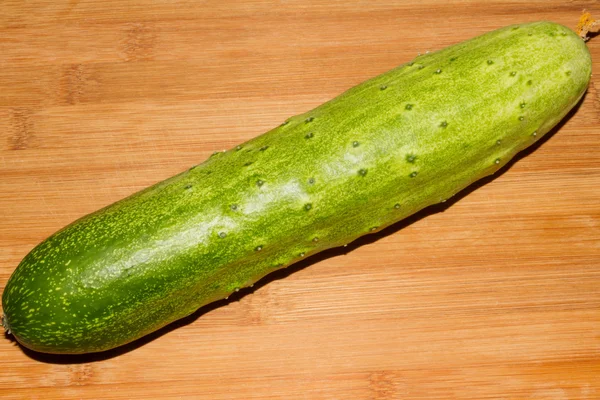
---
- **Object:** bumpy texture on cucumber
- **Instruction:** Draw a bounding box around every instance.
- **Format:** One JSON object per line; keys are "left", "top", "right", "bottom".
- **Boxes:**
{"left": 2, "top": 21, "right": 592, "bottom": 354}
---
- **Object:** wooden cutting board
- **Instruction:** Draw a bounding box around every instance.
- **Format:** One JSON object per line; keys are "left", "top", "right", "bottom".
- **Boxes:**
{"left": 1, "top": 1, "right": 599, "bottom": 399}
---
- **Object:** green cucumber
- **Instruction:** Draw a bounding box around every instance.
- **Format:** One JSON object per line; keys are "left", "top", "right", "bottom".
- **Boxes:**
{"left": 2, "top": 21, "right": 592, "bottom": 354}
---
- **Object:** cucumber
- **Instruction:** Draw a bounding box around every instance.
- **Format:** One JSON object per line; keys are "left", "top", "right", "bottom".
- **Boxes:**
{"left": 2, "top": 21, "right": 592, "bottom": 354}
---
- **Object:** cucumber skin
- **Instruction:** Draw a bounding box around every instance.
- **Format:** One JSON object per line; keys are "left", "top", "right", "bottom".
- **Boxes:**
{"left": 2, "top": 21, "right": 591, "bottom": 354}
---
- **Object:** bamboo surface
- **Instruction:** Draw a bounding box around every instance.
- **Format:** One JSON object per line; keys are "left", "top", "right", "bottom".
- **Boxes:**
{"left": 1, "top": 1, "right": 599, "bottom": 399}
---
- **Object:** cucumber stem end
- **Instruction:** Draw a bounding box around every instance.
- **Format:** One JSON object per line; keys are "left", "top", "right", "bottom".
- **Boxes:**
{"left": 577, "top": 11, "right": 599, "bottom": 41}
{"left": 1, "top": 313, "right": 11, "bottom": 336}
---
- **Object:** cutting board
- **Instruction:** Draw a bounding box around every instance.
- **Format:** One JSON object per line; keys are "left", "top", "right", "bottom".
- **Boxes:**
{"left": 1, "top": 1, "right": 599, "bottom": 399}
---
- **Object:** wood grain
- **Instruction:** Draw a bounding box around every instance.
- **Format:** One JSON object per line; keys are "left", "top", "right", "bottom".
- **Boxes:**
{"left": 1, "top": 1, "right": 599, "bottom": 399}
